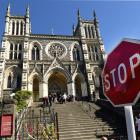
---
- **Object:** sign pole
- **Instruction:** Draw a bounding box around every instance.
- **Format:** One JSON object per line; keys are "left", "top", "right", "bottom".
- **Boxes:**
{"left": 124, "top": 105, "right": 136, "bottom": 140}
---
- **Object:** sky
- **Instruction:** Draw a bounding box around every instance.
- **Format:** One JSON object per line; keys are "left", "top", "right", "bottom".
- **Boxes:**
{"left": 1, "top": 0, "right": 140, "bottom": 54}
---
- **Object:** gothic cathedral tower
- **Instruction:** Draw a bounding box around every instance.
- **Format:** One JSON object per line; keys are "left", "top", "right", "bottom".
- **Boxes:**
{"left": 0, "top": 4, "right": 105, "bottom": 102}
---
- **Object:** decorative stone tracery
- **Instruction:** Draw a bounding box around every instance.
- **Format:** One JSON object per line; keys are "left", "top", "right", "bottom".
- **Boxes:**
{"left": 46, "top": 42, "right": 67, "bottom": 59}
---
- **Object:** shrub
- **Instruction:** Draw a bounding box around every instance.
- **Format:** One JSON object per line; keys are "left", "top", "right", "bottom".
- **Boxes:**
{"left": 14, "top": 90, "right": 32, "bottom": 111}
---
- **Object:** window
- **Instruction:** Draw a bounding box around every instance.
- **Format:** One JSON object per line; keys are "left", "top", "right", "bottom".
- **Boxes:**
{"left": 12, "top": 22, "right": 15, "bottom": 35}
{"left": 10, "top": 52, "right": 13, "bottom": 59}
{"left": 10, "top": 44, "right": 13, "bottom": 51}
{"left": 36, "top": 47, "right": 40, "bottom": 60}
{"left": 18, "top": 53, "right": 22, "bottom": 60}
{"left": 73, "top": 47, "right": 80, "bottom": 61}
{"left": 9, "top": 43, "right": 22, "bottom": 60}
{"left": 32, "top": 47, "right": 35, "bottom": 60}
{"left": 88, "top": 45, "right": 99, "bottom": 61}
{"left": 14, "top": 52, "right": 17, "bottom": 59}
{"left": 32, "top": 45, "right": 40, "bottom": 60}
{"left": 7, "top": 75, "right": 12, "bottom": 88}
{"left": 88, "top": 25, "right": 91, "bottom": 38}
{"left": 20, "top": 22, "right": 23, "bottom": 35}
{"left": 15, "top": 44, "right": 18, "bottom": 50}
{"left": 76, "top": 49, "right": 80, "bottom": 61}
{"left": 16, "top": 22, "right": 19, "bottom": 35}
{"left": 19, "top": 44, "right": 22, "bottom": 50}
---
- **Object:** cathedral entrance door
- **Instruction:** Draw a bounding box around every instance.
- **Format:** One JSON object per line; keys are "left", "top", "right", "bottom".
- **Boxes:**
{"left": 48, "top": 72, "right": 67, "bottom": 96}
{"left": 75, "top": 75, "right": 82, "bottom": 100}
{"left": 33, "top": 77, "right": 39, "bottom": 102}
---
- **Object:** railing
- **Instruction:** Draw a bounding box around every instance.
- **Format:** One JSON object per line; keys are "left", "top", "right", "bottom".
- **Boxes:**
{"left": 80, "top": 101, "right": 127, "bottom": 140}
{"left": 55, "top": 112, "right": 59, "bottom": 140}
{"left": 15, "top": 97, "right": 33, "bottom": 140}
{"left": 51, "top": 109, "right": 59, "bottom": 140}
{"left": 15, "top": 105, "right": 29, "bottom": 140}
{"left": 15, "top": 104, "right": 59, "bottom": 140}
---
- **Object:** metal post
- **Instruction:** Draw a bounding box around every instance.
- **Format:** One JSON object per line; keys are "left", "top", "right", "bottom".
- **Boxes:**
{"left": 124, "top": 105, "right": 136, "bottom": 140}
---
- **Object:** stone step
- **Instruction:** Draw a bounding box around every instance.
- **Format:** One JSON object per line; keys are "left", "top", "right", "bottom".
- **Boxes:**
{"left": 59, "top": 125, "right": 116, "bottom": 132}
{"left": 59, "top": 134, "right": 97, "bottom": 140}
{"left": 60, "top": 131, "right": 114, "bottom": 140}
{"left": 59, "top": 128, "right": 115, "bottom": 135}
{"left": 58, "top": 119, "right": 108, "bottom": 124}
{"left": 53, "top": 102, "right": 123, "bottom": 139}
{"left": 58, "top": 122, "right": 110, "bottom": 128}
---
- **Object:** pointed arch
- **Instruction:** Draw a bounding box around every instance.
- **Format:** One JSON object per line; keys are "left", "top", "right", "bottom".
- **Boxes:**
{"left": 30, "top": 41, "right": 42, "bottom": 60}
{"left": 44, "top": 67, "right": 71, "bottom": 83}
{"left": 4, "top": 66, "right": 22, "bottom": 90}
{"left": 28, "top": 72, "right": 42, "bottom": 83}
{"left": 70, "top": 42, "right": 82, "bottom": 61}
{"left": 72, "top": 72, "right": 88, "bottom": 99}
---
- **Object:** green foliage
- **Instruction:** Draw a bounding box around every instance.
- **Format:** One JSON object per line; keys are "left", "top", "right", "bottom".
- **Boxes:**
{"left": 14, "top": 90, "right": 32, "bottom": 111}
{"left": 42, "top": 123, "right": 57, "bottom": 140}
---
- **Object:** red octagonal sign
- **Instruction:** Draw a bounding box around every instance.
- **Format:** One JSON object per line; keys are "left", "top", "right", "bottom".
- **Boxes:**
{"left": 102, "top": 38, "right": 140, "bottom": 107}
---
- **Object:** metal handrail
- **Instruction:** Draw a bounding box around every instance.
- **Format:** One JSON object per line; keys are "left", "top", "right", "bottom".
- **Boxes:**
{"left": 80, "top": 101, "right": 127, "bottom": 140}
{"left": 55, "top": 112, "right": 59, "bottom": 140}
{"left": 15, "top": 106, "right": 29, "bottom": 140}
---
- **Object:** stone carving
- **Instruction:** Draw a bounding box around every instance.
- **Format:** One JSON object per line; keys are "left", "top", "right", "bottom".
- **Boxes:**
{"left": 48, "top": 43, "right": 66, "bottom": 59}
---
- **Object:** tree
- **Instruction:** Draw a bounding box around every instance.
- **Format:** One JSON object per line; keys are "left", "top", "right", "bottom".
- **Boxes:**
{"left": 13, "top": 90, "right": 32, "bottom": 111}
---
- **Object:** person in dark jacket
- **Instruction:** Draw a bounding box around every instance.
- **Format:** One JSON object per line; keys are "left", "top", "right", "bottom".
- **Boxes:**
{"left": 48, "top": 94, "right": 52, "bottom": 106}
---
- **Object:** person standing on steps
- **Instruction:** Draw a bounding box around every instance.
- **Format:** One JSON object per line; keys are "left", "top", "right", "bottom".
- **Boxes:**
{"left": 63, "top": 93, "right": 67, "bottom": 103}
{"left": 43, "top": 96, "right": 48, "bottom": 107}
{"left": 48, "top": 94, "right": 52, "bottom": 106}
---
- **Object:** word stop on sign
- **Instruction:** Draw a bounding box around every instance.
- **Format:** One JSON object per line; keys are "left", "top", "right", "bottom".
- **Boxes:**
{"left": 104, "top": 53, "right": 140, "bottom": 92}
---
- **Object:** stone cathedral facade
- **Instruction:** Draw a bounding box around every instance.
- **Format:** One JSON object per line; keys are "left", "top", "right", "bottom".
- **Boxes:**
{"left": 0, "top": 4, "right": 105, "bottom": 102}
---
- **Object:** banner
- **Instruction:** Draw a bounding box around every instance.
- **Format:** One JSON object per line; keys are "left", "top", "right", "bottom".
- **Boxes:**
{"left": 0, "top": 115, "right": 13, "bottom": 136}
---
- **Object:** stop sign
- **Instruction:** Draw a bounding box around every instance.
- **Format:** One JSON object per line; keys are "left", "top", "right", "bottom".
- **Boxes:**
{"left": 102, "top": 38, "right": 140, "bottom": 107}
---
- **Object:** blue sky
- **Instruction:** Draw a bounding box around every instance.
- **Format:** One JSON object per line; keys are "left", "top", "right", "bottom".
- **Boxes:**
{"left": 1, "top": 0, "right": 140, "bottom": 54}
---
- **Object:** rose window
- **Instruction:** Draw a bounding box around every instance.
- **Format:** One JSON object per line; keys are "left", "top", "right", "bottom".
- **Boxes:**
{"left": 47, "top": 44, "right": 66, "bottom": 59}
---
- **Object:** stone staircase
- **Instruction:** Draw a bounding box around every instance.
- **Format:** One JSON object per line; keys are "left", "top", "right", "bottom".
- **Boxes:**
{"left": 53, "top": 102, "right": 125, "bottom": 140}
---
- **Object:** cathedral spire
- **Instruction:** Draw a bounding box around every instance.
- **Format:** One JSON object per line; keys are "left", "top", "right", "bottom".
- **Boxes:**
{"left": 25, "top": 4, "right": 30, "bottom": 36}
{"left": 93, "top": 10, "right": 97, "bottom": 20}
{"left": 73, "top": 24, "right": 75, "bottom": 35}
{"left": 77, "top": 9, "right": 81, "bottom": 22}
{"left": 93, "top": 10, "right": 101, "bottom": 39}
{"left": 5, "top": 3, "right": 10, "bottom": 35}
{"left": 6, "top": 3, "right": 10, "bottom": 17}
{"left": 25, "top": 4, "right": 30, "bottom": 18}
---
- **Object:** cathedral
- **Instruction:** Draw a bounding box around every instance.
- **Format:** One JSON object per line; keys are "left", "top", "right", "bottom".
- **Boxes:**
{"left": 0, "top": 4, "right": 105, "bottom": 102}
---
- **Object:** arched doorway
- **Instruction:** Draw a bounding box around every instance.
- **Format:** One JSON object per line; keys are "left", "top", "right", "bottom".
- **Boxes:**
{"left": 75, "top": 75, "right": 82, "bottom": 100}
{"left": 48, "top": 72, "right": 67, "bottom": 96}
{"left": 33, "top": 77, "right": 39, "bottom": 101}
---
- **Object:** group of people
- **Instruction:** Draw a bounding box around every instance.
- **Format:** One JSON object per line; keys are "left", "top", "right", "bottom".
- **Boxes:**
{"left": 43, "top": 93, "right": 74, "bottom": 106}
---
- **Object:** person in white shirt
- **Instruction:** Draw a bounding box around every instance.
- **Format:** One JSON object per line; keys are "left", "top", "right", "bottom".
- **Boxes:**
{"left": 63, "top": 93, "right": 67, "bottom": 103}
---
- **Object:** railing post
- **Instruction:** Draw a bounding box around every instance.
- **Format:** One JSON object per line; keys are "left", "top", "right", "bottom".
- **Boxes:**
{"left": 55, "top": 112, "right": 59, "bottom": 140}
